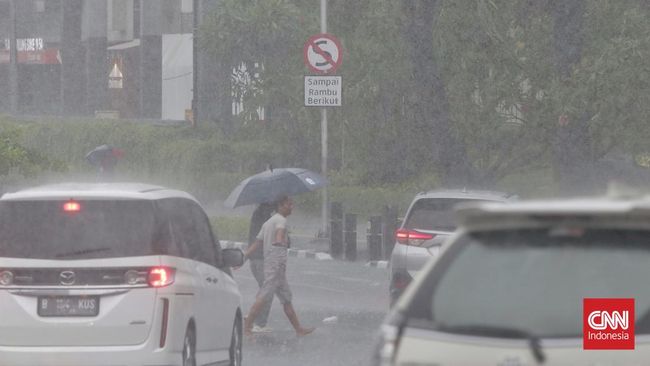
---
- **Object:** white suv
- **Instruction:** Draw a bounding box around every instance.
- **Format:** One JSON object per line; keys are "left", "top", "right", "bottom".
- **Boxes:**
{"left": 389, "top": 189, "right": 516, "bottom": 303}
{"left": 0, "top": 183, "right": 244, "bottom": 366}
{"left": 375, "top": 197, "right": 650, "bottom": 365}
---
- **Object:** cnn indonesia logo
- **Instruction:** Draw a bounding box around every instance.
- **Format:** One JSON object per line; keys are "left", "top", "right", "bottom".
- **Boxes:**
{"left": 583, "top": 298, "right": 634, "bottom": 350}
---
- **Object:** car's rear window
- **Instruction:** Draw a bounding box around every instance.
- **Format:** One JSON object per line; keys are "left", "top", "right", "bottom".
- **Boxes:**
{"left": 0, "top": 200, "right": 159, "bottom": 260}
{"left": 411, "top": 229, "right": 650, "bottom": 338}
{"left": 404, "top": 198, "right": 494, "bottom": 232}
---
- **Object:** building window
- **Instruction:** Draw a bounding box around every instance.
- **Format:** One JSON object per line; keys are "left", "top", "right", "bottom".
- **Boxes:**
{"left": 34, "top": 0, "right": 45, "bottom": 13}
{"left": 181, "top": 0, "right": 192, "bottom": 14}
{"left": 112, "top": 0, "right": 128, "bottom": 30}
{"left": 45, "top": 0, "right": 61, "bottom": 13}
{"left": 0, "top": 2, "right": 9, "bottom": 20}
{"left": 133, "top": 0, "right": 140, "bottom": 36}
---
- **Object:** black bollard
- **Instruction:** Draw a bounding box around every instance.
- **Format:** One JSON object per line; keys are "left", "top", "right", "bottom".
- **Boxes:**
{"left": 330, "top": 202, "right": 343, "bottom": 259}
{"left": 382, "top": 205, "right": 399, "bottom": 259}
{"left": 367, "top": 216, "right": 383, "bottom": 261}
{"left": 344, "top": 214, "right": 357, "bottom": 261}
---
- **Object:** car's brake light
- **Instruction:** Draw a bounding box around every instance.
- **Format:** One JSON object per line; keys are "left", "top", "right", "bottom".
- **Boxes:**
{"left": 148, "top": 267, "right": 175, "bottom": 288}
{"left": 395, "top": 229, "right": 435, "bottom": 246}
{"left": 395, "top": 229, "right": 409, "bottom": 244}
{"left": 62, "top": 200, "right": 81, "bottom": 213}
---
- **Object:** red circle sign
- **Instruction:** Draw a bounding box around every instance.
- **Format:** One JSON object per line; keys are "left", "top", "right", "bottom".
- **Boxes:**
{"left": 303, "top": 33, "right": 343, "bottom": 74}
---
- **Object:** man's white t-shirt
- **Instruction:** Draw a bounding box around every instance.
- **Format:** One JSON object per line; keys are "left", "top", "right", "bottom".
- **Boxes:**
{"left": 256, "top": 213, "right": 288, "bottom": 258}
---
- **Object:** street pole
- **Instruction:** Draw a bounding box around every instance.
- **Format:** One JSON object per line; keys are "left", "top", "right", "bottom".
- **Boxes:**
{"left": 83, "top": 0, "right": 107, "bottom": 116}
{"left": 9, "top": 0, "right": 18, "bottom": 115}
{"left": 320, "top": 0, "right": 328, "bottom": 236}
{"left": 139, "top": 0, "right": 162, "bottom": 119}
{"left": 192, "top": 0, "right": 199, "bottom": 126}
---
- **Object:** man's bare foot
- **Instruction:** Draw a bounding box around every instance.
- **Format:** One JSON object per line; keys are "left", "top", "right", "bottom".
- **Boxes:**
{"left": 244, "top": 328, "right": 255, "bottom": 341}
{"left": 296, "top": 327, "right": 315, "bottom": 337}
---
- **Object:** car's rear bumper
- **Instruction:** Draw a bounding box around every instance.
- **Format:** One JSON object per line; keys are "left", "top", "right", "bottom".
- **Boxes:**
{"left": 390, "top": 243, "right": 439, "bottom": 276}
{"left": 389, "top": 269, "right": 413, "bottom": 305}
{"left": 0, "top": 343, "right": 180, "bottom": 366}
{"left": 0, "top": 299, "right": 181, "bottom": 366}
{"left": 390, "top": 243, "right": 444, "bottom": 304}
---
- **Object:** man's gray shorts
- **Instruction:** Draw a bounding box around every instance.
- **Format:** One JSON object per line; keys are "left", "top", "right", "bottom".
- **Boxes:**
{"left": 257, "top": 247, "right": 292, "bottom": 304}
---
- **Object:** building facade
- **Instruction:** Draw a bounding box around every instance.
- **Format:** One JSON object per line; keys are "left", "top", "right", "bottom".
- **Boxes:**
{"left": 0, "top": 0, "right": 219, "bottom": 121}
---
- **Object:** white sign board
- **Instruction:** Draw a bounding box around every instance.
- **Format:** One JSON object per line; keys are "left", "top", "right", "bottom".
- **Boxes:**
{"left": 305, "top": 76, "right": 342, "bottom": 107}
{"left": 108, "top": 63, "right": 123, "bottom": 89}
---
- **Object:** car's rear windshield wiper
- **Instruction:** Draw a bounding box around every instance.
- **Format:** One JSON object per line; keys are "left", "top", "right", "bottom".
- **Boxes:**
{"left": 55, "top": 247, "right": 112, "bottom": 258}
{"left": 436, "top": 323, "right": 546, "bottom": 364}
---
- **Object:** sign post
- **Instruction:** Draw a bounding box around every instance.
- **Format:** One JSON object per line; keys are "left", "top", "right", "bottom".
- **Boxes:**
{"left": 303, "top": 1, "right": 343, "bottom": 237}
{"left": 321, "top": 0, "right": 328, "bottom": 237}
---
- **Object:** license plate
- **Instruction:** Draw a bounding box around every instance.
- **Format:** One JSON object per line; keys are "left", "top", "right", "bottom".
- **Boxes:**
{"left": 38, "top": 296, "right": 100, "bottom": 317}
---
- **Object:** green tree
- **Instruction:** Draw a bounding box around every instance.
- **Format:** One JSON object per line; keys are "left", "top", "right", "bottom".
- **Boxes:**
{"left": 198, "top": 0, "right": 649, "bottom": 193}
{"left": 0, "top": 125, "right": 67, "bottom": 178}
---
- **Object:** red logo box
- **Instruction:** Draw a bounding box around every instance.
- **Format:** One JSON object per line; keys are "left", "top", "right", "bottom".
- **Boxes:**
{"left": 583, "top": 298, "right": 634, "bottom": 350}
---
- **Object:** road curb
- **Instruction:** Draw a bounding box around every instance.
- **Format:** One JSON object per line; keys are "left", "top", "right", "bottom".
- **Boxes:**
{"left": 219, "top": 241, "right": 333, "bottom": 261}
{"left": 365, "top": 260, "right": 389, "bottom": 269}
{"left": 288, "top": 249, "right": 333, "bottom": 261}
{"left": 220, "top": 240, "right": 390, "bottom": 269}
{"left": 220, "top": 240, "right": 247, "bottom": 251}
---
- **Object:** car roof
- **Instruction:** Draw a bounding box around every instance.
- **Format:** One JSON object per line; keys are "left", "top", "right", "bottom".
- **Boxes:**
{"left": 455, "top": 196, "right": 650, "bottom": 229}
{"left": 0, "top": 182, "right": 198, "bottom": 202}
{"left": 414, "top": 189, "right": 515, "bottom": 201}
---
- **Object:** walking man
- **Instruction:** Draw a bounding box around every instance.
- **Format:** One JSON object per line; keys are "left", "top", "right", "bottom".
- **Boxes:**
{"left": 247, "top": 202, "right": 275, "bottom": 333}
{"left": 242, "top": 195, "right": 315, "bottom": 338}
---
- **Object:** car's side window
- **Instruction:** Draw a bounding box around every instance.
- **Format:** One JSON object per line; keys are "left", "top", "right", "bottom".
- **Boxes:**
{"left": 152, "top": 202, "right": 178, "bottom": 256}
{"left": 189, "top": 202, "right": 221, "bottom": 267}
{"left": 176, "top": 201, "right": 204, "bottom": 262}
{"left": 157, "top": 198, "right": 197, "bottom": 260}
{"left": 153, "top": 198, "right": 220, "bottom": 266}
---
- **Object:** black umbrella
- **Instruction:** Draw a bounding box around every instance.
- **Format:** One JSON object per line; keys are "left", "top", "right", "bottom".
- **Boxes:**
{"left": 224, "top": 168, "right": 327, "bottom": 208}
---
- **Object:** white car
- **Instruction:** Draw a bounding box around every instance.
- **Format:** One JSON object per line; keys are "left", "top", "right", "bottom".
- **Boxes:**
{"left": 0, "top": 183, "right": 244, "bottom": 366}
{"left": 389, "top": 189, "right": 516, "bottom": 304}
{"left": 374, "top": 196, "right": 650, "bottom": 365}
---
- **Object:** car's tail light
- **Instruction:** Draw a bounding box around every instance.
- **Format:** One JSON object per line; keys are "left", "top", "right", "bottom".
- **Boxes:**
{"left": 148, "top": 267, "right": 175, "bottom": 288}
{"left": 395, "top": 229, "right": 435, "bottom": 246}
{"left": 0, "top": 270, "right": 14, "bottom": 286}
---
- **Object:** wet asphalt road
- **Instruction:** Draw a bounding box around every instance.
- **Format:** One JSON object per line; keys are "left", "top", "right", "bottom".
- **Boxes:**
{"left": 232, "top": 255, "right": 390, "bottom": 366}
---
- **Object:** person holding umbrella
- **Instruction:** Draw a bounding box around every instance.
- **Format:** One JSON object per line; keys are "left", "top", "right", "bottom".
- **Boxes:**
{"left": 242, "top": 195, "right": 315, "bottom": 338}
{"left": 85, "top": 144, "right": 124, "bottom": 179}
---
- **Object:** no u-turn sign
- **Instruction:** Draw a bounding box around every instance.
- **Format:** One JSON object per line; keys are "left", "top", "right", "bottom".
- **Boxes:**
{"left": 303, "top": 33, "right": 343, "bottom": 74}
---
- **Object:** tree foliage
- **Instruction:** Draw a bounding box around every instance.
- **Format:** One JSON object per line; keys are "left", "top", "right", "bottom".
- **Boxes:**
{"left": 200, "top": 0, "right": 650, "bottom": 193}
{"left": 0, "top": 122, "right": 67, "bottom": 178}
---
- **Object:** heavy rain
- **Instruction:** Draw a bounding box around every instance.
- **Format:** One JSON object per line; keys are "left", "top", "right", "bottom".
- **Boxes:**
{"left": 0, "top": 1, "right": 649, "bottom": 366}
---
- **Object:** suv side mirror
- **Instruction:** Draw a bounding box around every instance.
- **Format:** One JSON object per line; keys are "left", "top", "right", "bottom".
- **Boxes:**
{"left": 222, "top": 248, "right": 245, "bottom": 268}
